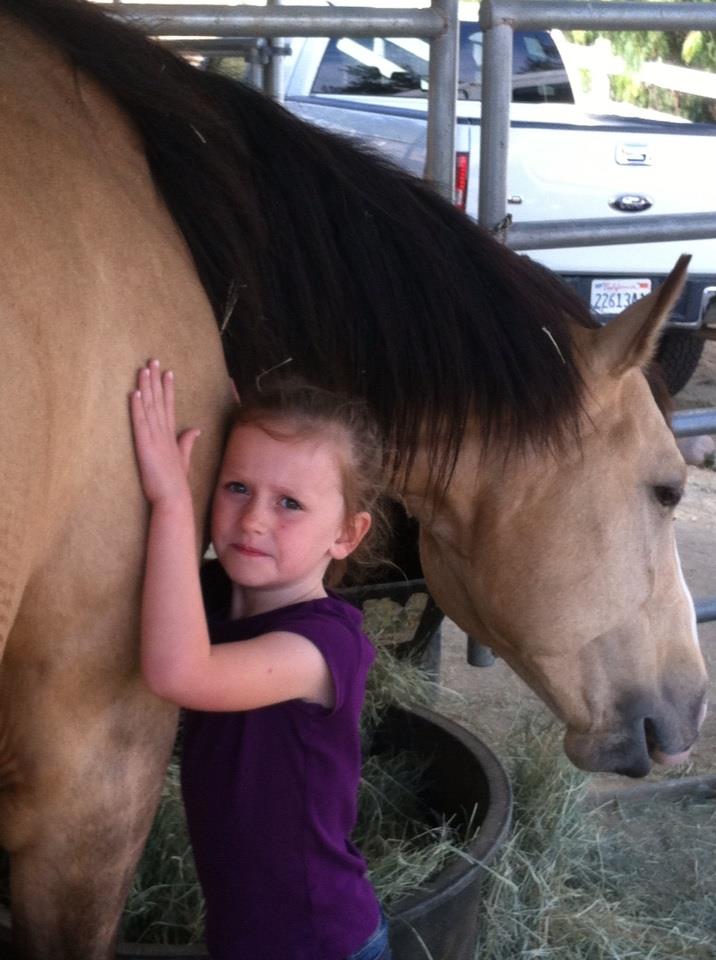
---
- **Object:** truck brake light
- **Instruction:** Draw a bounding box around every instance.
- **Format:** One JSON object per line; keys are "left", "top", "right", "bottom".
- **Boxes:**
{"left": 454, "top": 152, "right": 469, "bottom": 211}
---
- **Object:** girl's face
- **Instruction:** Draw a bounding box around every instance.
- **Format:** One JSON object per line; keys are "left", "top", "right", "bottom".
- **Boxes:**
{"left": 211, "top": 420, "right": 370, "bottom": 613}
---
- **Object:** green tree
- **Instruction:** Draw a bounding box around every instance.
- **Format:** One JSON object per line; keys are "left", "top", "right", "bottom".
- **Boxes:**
{"left": 567, "top": 0, "right": 716, "bottom": 122}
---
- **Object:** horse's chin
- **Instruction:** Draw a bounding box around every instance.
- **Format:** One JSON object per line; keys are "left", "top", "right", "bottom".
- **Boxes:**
{"left": 564, "top": 726, "right": 696, "bottom": 778}
{"left": 564, "top": 696, "right": 706, "bottom": 777}
{"left": 564, "top": 729, "right": 691, "bottom": 777}
{"left": 564, "top": 732, "right": 650, "bottom": 778}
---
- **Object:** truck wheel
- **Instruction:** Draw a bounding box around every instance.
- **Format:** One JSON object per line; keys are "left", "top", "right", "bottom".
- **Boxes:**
{"left": 654, "top": 331, "right": 705, "bottom": 396}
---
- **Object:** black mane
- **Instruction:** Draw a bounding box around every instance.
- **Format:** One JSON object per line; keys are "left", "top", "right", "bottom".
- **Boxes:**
{"left": 3, "top": 0, "right": 590, "bottom": 487}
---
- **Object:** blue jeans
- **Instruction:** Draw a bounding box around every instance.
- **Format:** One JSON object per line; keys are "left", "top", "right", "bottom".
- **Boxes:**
{"left": 345, "top": 912, "right": 391, "bottom": 960}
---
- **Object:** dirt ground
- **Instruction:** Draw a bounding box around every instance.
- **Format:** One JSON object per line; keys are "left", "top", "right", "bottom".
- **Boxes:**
{"left": 436, "top": 340, "right": 716, "bottom": 789}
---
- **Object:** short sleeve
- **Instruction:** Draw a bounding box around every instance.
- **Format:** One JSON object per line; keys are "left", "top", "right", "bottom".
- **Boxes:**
{"left": 272, "top": 604, "right": 372, "bottom": 714}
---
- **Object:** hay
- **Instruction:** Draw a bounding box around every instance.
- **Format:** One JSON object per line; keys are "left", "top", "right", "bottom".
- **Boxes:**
{"left": 356, "top": 749, "right": 480, "bottom": 906}
{"left": 121, "top": 763, "right": 204, "bottom": 945}
{"left": 478, "top": 715, "right": 716, "bottom": 960}
{"left": 361, "top": 593, "right": 429, "bottom": 647}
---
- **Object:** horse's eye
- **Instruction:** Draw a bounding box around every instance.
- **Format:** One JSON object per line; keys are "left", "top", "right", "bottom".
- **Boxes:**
{"left": 654, "top": 484, "right": 682, "bottom": 508}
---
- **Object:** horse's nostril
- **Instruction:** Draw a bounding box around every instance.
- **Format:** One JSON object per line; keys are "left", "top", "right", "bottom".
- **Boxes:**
{"left": 643, "top": 715, "right": 694, "bottom": 766}
{"left": 643, "top": 717, "right": 657, "bottom": 753}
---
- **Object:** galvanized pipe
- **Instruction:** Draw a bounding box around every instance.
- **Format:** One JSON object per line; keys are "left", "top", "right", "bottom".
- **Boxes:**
{"left": 506, "top": 212, "right": 716, "bottom": 251}
{"left": 674, "top": 406, "right": 716, "bottom": 624}
{"left": 467, "top": 636, "right": 496, "bottom": 667}
{"left": 264, "top": 0, "right": 285, "bottom": 101}
{"left": 425, "top": 0, "right": 459, "bottom": 201}
{"left": 162, "top": 37, "right": 272, "bottom": 53}
{"left": 672, "top": 408, "right": 716, "bottom": 439}
{"left": 114, "top": 4, "right": 445, "bottom": 38}
{"left": 696, "top": 598, "right": 716, "bottom": 625}
{"left": 480, "top": 0, "right": 716, "bottom": 32}
{"left": 478, "top": 22, "right": 513, "bottom": 231}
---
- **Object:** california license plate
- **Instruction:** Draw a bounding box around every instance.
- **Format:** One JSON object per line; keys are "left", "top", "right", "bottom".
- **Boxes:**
{"left": 590, "top": 278, "right": 652, "bottom": 314}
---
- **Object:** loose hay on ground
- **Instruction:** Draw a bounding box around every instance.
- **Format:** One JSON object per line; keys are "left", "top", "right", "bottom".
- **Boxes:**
{"left": 478, "top": 716, "right": 716, "bottom": 960}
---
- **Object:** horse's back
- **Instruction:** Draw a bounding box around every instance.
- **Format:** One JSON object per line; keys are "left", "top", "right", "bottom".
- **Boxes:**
{"left": 0, "top": 18, "right": 232, "bottom": 954}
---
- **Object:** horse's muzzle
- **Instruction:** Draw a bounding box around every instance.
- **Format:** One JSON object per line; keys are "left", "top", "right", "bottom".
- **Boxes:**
{"left": 563, "top": 688, "right": 708, "bottom": 778}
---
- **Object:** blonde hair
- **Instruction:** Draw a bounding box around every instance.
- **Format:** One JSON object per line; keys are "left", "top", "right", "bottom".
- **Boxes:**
{"left": 230, "top": 378, "right": 389, "bottom": 586}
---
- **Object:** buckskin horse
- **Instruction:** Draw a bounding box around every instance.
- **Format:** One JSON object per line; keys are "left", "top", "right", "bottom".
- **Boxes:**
{"left": 0, "top": 1, "right": 707, "bottom": 957}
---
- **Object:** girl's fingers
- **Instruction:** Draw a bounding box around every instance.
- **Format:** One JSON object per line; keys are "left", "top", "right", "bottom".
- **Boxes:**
{"left": 138, "top": 366, "right": 153, "bottom": 421}
{"left": 129, "top": 387, "right": 147, "bottom": 435}
{"left": 164, "top": 369, "right": 176, "bottom": 435}
{"left": 178, "top": 427, "right": 201, "bottom": 474}
{"left": 132, "top": 360, "right": 187, "bottom": 452}
{"left": 130, "top": 389, "right": 154, "bottom": 468}
{"left": 148, "top": 359, "right": 164, "bottom": 422}
{"left": 130, "top": 362, "right": 196, "bottom": 502}
{"left": 136, "top": 365, "right": 148, "bottom": 397}
{"left": 137, "top": 360, "right": 174, "bottom": 436}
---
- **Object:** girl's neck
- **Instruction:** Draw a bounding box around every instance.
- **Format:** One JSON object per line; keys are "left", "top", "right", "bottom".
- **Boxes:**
{"left": 230, "top": 581, "right": 328, "bottom": 620}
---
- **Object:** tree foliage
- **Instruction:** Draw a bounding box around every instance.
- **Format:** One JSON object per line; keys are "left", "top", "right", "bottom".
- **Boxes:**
{"left": 567, "top": 0, "right": 716, "bottom": 122}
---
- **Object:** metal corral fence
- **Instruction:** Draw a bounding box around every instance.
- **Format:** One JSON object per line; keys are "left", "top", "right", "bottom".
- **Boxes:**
{"left": 111, "top": 1, "right": 461, "bottom": 200}
{"left": 115, "top": 1, "right": 716, "bottom": 623}
{"left": 478, "top": 0, "right": 716, "bottom": 243}
{"left": 672, "top": 410, "right": 716, "bottom": 624}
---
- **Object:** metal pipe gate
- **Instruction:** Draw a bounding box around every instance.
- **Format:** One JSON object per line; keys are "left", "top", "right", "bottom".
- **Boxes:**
{"left": 111, "top": 1, "right": 460, "bottom": 201}
{"left": 113, "top": 3, "right": 716, "bottom": 248}
{"left": 479, "top": 0, "right": 716, "bottom": 246}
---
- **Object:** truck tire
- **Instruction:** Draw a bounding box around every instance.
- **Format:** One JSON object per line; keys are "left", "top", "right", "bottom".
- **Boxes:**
{"left": 654, "top": 331, "right": 705, "bottom": 396}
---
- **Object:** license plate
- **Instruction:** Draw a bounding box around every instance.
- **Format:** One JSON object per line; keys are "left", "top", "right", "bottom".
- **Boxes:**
{"left": 590, "top": 278, "right": 652, "bottom": 315}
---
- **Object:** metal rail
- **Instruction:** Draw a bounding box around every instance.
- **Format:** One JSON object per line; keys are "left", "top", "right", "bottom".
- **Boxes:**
{"left": 695, "top": 598, "right": 716, "bottom": 625}
{"left": 481, "top": 0, "right": 716, "bottom": 33}
{"left": 507, "top": 213, "right": 716, "bottom": 252}
{"left": 673, "top": 409, "right": 716, "bottom": 440}
{"left": 111, "top": 2, "right": 459, "bottom": 199}
{"left": 114, "top": 4, "right": 445, "bottom": 36}
{"left": 672, "top": 410, "right": 716, "bottom": 624}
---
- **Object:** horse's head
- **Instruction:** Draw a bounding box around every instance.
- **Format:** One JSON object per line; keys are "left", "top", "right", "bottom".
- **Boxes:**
{"left": 403, "top": 256, "right": 708, "bottom": 777}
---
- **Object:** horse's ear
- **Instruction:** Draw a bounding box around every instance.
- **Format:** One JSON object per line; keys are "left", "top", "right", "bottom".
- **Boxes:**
{"left": 592, "top": 254, "right": 691, "bottom": 375}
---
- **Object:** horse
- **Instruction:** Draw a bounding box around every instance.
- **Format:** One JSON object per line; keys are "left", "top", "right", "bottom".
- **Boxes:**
{"left": 0, "top": 1, "right": 707, "bottom": 957}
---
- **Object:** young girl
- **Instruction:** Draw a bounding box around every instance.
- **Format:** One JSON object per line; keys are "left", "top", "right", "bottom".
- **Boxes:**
{"left": 130, "top": 359, "right": 391, "bottom": 960}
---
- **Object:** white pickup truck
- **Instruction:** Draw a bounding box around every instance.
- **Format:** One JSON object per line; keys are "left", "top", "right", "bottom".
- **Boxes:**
{"left": 280, "top": 17, "right": 716, "bottom": 393}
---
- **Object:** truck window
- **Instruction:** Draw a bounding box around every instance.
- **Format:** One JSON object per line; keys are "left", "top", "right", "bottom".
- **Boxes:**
{"left": 310, "top": 25, "right": 573, "bottom": 104}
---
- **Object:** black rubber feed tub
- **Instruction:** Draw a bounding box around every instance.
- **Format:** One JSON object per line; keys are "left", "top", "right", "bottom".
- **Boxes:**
{"left": 0, "top": 706, "right": 511, "bottom": 960}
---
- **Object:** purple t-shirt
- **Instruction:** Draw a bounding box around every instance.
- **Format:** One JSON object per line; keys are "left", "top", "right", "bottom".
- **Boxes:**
{"left": 181, "top": 595, "right": 381, "bottom": 960}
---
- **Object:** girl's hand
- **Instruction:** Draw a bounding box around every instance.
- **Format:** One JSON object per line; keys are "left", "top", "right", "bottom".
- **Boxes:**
{"left": 130, "top": 359, "right": 201, "bottom": 506}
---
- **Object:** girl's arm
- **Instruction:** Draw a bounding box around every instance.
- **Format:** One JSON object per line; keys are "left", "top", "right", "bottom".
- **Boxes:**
{"left": 130, "top": 360, "right": 333, "bottom": 712}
